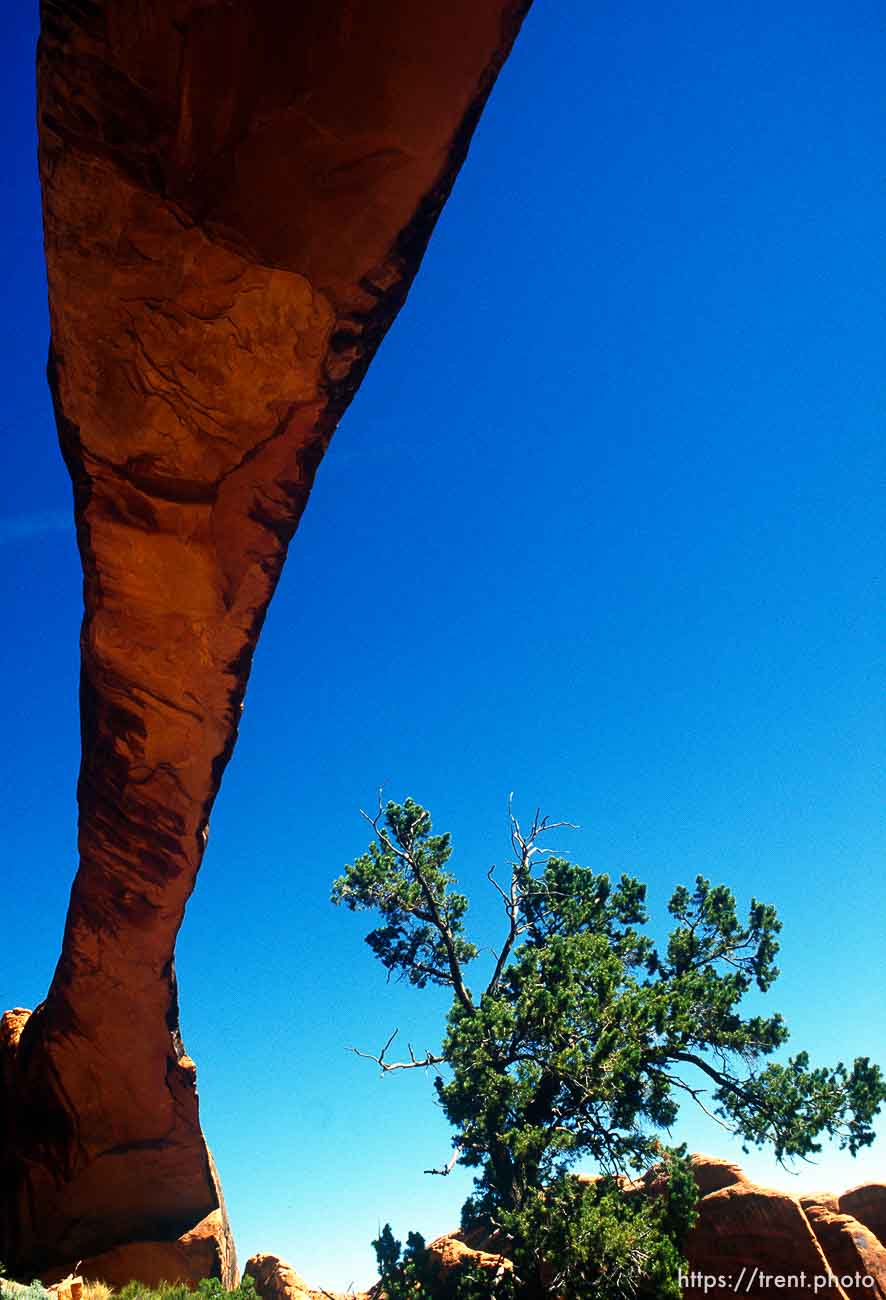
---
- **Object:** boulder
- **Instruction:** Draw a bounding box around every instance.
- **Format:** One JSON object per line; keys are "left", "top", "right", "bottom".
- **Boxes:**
{"left": 684, "top": 1181, "right": 849, "bottom": 1300}
{"left": 78, "top": 1210, "right": 236, "bottom": 1289}
{"left": 801, "top": 1192, "right": 841, "bottom": 1215}
{"left": 689, "top": 1154, "right": 750, "bottom": 1197}
{"left": 427, "top": 1229, "right": 514, "bottom": 1285}
{"left": 805, "top": 1206, "right": 886, "bottom": 1300}
{"left": 46, "top": 1278, "right": 83, "bottom": 1300}
{"left": 244, "top": 1255, "right": 311, "bottom": 1300}
{"left": 245, "top": 1254, "right": 361, "bottom": 1300}
{"left": 840, "top": 1186, "right": 886, "bottom": 1250}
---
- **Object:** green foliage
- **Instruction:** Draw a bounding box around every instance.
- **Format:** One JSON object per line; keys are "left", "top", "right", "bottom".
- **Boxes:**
{"left": 500, "top": 1159, "right": 695, "bottom": 1300}
{"left": 337, "top": 799, "right": 885, "bottom": 1298}
{"left": 373, "top": 1224, "right": 513, "bottom": 1300}
{"left": 372, "top": 1225, "right": 438, "bottom": 1298}
{"left": 333, "top": 798, "right": 477, "bottom": 997}
{"left": 0, "top": 1272, "right": 256, "bottom": 1300}
{"left": 117, "top": 1279, "right": 256, "bottom": 1300}
{"left": 118, "top": 1285, "right": 188, "bottom": 1300}
{"left": 0, "top": 1271, "right": 51, "bottom": 1300}
{"left": 374, "top": 1154, "right": 697, "bottom": 1299}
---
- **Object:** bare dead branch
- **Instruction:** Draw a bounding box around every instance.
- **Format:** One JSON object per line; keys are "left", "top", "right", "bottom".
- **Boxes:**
{"left": 652, "top": 1068, "right": 734, "bottom": 1131}
{"left": 486, "top": 805, "right": 577, "bottom": 995}
{"left": 487, "top": 862, "right": 511, "bottom": 906}
{"left": 424, "top": 1145, "right": 462, "bottom": 1176}
{"left": 350, "top": 1028, "right": 445, "bottom": 1074}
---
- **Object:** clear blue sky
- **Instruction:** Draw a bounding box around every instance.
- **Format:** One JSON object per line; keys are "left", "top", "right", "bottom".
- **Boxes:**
{"left": 1, "top": 0, "right": 884, "bottom": 1290}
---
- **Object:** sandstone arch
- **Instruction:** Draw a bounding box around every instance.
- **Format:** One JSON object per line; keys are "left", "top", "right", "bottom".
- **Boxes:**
{"left": 0, "top": 0, "right": 531, "bottom": 1279}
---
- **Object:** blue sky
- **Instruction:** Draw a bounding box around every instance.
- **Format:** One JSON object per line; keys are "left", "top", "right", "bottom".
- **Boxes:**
{"left": 1, "top": 0, "right": 884, "bottom": 1290}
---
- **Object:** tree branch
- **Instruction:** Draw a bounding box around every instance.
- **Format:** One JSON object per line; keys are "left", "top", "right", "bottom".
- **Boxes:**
{"left": 485, "top": 803, "right": 577, "bottom": 995}
{"left": 363, "top": 801, "right": 475, "bottom": 1013}
{"left": 349, "top": 1028, "right": 445, "bottom": 1074}
{"left": 424, "top": 1145, "right": 462, "bottom": 1176}
{"left": 486, "top": 859, "right": 520, "bottom": 996}
{"left": 651, "top": 1066, "right": 735, "bottom": 1131}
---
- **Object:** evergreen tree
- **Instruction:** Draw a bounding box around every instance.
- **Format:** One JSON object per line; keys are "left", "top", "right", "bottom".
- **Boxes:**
{"left": 335, "top": 798, "right": 884, "bottom": 1298}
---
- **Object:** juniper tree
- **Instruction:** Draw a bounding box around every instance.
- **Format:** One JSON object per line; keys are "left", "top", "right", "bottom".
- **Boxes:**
{"left": 334, "top": 798, "right": 884, "bottom": 1296}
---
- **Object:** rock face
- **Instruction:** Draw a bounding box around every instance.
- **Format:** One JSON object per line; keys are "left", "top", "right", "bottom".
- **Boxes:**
{"left": 685, "top": 1179, "right": 847, "bottom": 1299}
{"left": 687, "top": 1153, "right": 749, "bottom": 1197}
{"left": 682, "top": 1163, "right": 886, "bottom": 1299}
{"left": 805, "top": 1206, "right": 886, "bottom": 1300}
{"left": 1, "top": 0, "right": 530, "bottom": 1279}
{"left": 427, "top": 1229, "right": 514, "bottom": 1288}
{"left": 75, "top": 1209, "right": 237, "bottom": 1291}
{"left": 840, "top": 1186, "right": 886, "bottom": 1254}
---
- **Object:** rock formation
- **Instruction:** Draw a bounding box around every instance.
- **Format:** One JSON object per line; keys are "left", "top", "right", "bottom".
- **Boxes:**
{"left": 804, "top": 1206, "right": 886, "bottom": 1300}
{"left": 683, "top": 1165, "right": 848, "bottom": 1299}
{"left": 0, "top": 0, "right": 531, "bottom": 1280}
{"left": 840, "top": 1185, "right": 886, "bottom": 1253}
{"left": 243, "top": 1161, "right": 886, "bottom": 1300}
{"left": 245, "top": 1254, "right": 355, "bottom": 1300}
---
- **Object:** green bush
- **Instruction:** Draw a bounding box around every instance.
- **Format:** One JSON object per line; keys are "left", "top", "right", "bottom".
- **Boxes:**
{"left": 373, "top": 1225, "right": 514, "bottom": 1300}
{"left": 0, "top": 1272, "right": 255, "bottom": 1300}
{"left": 0, "top": 1267, "right": 52, "bottom": 1300}
{"left": 115, "top": 1278, "right": 257, "bottom": 1300}
{"left": 375, "top": 1153, "right": 697, "bottom": 1299}
{"left": 496, "top": 1155, "right": 698, "bottom": 1300}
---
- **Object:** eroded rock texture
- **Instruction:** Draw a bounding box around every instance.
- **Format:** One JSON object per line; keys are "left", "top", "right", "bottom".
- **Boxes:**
{"left": 0, "top": 0, "right": 530, "bottom": 1279}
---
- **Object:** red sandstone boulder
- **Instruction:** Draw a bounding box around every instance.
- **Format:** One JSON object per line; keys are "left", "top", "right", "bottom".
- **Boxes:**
{"left": 802, "top": 1192, "right": 841, "bottom": 1215}
{"left": 427, "top": 1229, "right": 514, "bottom": 1286}
{"left": 689, "top": 1154, "right": 750, "bottom": 1197}
{"left": 245, "top": 1253, "right": 362, "bottom": 1300}
{"left": 47, "top": 1279, "right": 83, "bottom": 1300}
{"left": 840, "top": 1186, "right": 886, "bottom": 1250}
{"left": 78, "top": 1210, "right": 236, "bottom": 1289}
{"left": 805, "top": 1206, "right": 886, "bottom": 1300}
{"left": 684, "top": 1181, "right": 849, "bottom": 1300}
{"left": 245, "top": 1255, "right": 312, "bottom": 1300}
